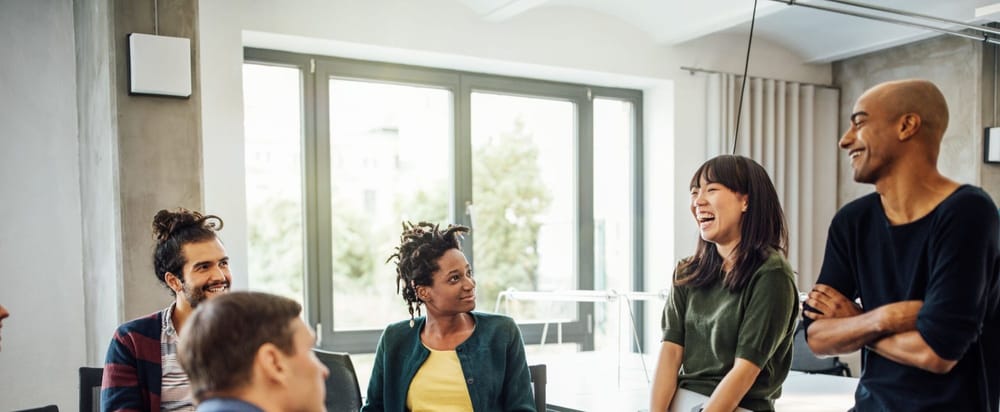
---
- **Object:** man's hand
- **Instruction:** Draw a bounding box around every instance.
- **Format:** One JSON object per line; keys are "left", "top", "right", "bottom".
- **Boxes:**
{"left": 804, "top": 284, "right": 862, "bottom": 320}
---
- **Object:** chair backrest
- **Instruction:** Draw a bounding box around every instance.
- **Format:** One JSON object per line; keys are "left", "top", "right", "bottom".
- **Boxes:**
{"left": 313, "top": 349, "right": 363, "bottom": 412}
{"left": 529, "top": 364, "right": 546, "bottom": 412}
{"left": 13, "top": 405, "right": 58, "bottom": 412}
{"left": 79, "top": 366, "right": 103, "bottom": 412}
{"left": 790, "top": 323, "right": 851, "bottom": 377}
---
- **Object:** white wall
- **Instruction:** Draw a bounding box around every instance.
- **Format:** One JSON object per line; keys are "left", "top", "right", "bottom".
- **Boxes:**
{"left": 0, "top": 1, "right": 86, "bottom": 411}
{"left": 199, "top": 0, "right": 832, "bottom": 352}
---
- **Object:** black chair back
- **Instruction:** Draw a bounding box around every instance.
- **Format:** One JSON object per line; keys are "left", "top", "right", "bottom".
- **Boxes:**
{"left": 529, "top": 364, "right": 546, "bottom": 412}
{"left": 13, "top": 405, "right": 58, "bottom": 412}
{"left": 79, "top": 367, "right": 104, "bottom": 412}
{"left": 791, "top": 323, "right": 852, "bottom": 376}
{"left": 313, "top": 349, "right": 363, "bottom": 412}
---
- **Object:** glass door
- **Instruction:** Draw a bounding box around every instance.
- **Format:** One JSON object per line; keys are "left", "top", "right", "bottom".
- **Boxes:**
{"left": 470, "top": 91, "right": 578, "bottom": 325}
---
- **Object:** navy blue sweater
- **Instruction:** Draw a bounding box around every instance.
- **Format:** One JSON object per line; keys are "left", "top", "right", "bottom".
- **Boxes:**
{"left": 805, "top": 185, "right": 1000, "bottom": 411}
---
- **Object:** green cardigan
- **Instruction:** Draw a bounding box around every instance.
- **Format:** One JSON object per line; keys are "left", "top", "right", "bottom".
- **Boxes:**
{"left": 361, "top": 311, "right": 536, "bottom": 412}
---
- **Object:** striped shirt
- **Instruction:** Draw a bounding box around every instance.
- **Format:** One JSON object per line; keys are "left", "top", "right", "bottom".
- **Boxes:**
{"left": 160, "top": 304, "right": 194, "bottom": 412}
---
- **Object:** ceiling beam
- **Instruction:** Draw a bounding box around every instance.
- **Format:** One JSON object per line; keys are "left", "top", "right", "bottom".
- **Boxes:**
{"left": 479, "top": 0, "right": 552, "bottom": 22}
{"left": 803, "top": 31, "right": 938, "bottom": 63}
{"left": 661, "top": 3, "right": 785, "bottom": 45}
{"left": 976, "top": 2, "right": 1000, "bottom": 21}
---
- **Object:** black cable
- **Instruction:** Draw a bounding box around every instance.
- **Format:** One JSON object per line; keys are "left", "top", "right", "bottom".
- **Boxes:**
{"left": 733, "top": 0, "right": 759, "bottom": 154}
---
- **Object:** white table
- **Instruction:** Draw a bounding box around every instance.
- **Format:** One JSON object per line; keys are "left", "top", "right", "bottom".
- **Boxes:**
{"left": 528, "top": 352, "right": 857, "bottom": 412}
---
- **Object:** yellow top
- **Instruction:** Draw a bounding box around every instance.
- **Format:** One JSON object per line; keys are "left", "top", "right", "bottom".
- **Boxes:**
{"left": 405, "top": 344, "right": 474, "bottom": 412}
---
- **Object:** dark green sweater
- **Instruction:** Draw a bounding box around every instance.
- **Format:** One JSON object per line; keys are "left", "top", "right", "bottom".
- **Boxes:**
{"left": 361, "top": 311, "right": 535, "bottom": 412}
{"left": 662, "top": 252, "right": 799, "bottom": 412}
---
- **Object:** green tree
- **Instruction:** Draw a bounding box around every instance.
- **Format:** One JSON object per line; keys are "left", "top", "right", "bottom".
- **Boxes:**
{"left": 396, "top": 187, "right": 450, "bottom": 227}
{"left": 248, "top": 196, "right": 304, "bottom": 301}
{"left": 472, "top": 119, "right": 551, "bottom": 304}
{"left": 331, "top": 197, "right": 378, "bottom": 286}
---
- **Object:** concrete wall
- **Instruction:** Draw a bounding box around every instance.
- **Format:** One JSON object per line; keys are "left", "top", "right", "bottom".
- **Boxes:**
{"left": 75, "top": 0, "right": 124, "bottom": 367}
{"left": 1, "top": 0, "right": 204, "bottom": 409}
{"left": 114, "top": 0, "right": 204, "bottom": 321}
{"left": 980, "top": 43, "right": 1000, "bottom": 197}
{"left": 0, "top": 1, "right": 87, "bottom": 410}
{"left": 833, "top": 35, "right": 988, "bottom": 203}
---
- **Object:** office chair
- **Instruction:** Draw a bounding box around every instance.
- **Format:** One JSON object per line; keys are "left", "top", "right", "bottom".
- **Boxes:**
{"left": 790, "top": 323, "right": 852, "bottom": 377}
{"left": 529, "top": 364, "right": 547, "bottom": 412}
{"left": 79, "top": 367, "right": 104, "bottom": 412}
{"left": 313, "top": 349, "right": 363, "bottom": 412}
{"left": 13, "top": 405, "right": 58, "bottom": 412}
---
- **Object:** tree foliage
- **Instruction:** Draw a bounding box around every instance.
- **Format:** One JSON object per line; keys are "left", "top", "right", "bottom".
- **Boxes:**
{"left": 249, "top": 118, "right": 551, "bottom": 322}
{"left": 471, "top": 119, "right": 551, "bottom": 303}
{"left": 247, "top": 196, "right": 304, "bottom": 301}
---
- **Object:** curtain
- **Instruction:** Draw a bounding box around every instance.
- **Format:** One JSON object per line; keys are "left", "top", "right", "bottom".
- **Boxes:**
{"left": 705, "top": 74, "right": 840, "bottom": 290}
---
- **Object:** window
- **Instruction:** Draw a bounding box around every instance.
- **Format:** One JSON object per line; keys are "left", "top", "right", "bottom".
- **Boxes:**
{"left": 243, "top": 62, "right": 306, "bottom": 305}
{"left": 593, "top": 97, "right": 643, "bottom": 350}
{"left": 470, "top": 92, "right": 577, "bottom": 323}
{"left": 327, "top": 79, "right": 453, "bottom": 331}
{"left": 243, "top": 49, "right": 643, "bottom": 353}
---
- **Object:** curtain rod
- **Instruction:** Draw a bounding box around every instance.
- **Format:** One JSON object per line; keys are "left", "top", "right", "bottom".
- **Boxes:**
{"left": 679, "top": 66, "right": 839, "bottom": 90}
{"left": 823, "top": 0, "right": 1000, "bottom": 37}
{"left": 769, "top": 0, "right": 1000, "bottom": 45}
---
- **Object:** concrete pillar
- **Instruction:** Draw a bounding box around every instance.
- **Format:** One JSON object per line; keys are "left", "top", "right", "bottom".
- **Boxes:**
{"left": 75, "top": 0, "right": 124, "bottom": 366}
{"left": 980, "top": 41, "right": 1000, "bottom": 199}
{"left": 112, "top": 0, "right": 204, "bottom": 320}
{"left": 74, "top": 0, "right": 203, "bottom": 365}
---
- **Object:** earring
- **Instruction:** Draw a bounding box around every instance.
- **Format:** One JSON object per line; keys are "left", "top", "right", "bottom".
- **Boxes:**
{"left": 741, "top": 205, "right": 747, "bottom": 212}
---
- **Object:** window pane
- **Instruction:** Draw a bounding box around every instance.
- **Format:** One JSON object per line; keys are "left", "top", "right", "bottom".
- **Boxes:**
{"left": 471, "top": 92, "right": 577, "bottom": 322}
{"left": 243, "top": 63, "right": 305, "bottom": 304}
{"left": 329, "top": 79, "right": 453, "bottom": 330}
{"left": 593, "top": 98, "right": 635, "bottom": 349}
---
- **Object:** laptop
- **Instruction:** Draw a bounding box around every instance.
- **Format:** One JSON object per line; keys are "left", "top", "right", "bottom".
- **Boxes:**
{"left": 668, "top": 388, "right": 752, "bottom": 412}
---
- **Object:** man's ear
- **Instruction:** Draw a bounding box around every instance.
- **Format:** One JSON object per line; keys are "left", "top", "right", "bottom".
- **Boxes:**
{"left": 897, "top": 113, "right": 921, "bottom": 141}
{"left": 165, "top": 272, "right": 183, "bottom": 293}
{"left": 255, "top": 343, "right": 287, "bottom": 384}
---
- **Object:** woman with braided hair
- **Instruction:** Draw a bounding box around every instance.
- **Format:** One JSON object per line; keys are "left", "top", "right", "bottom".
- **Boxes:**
{"left": 362, "top": 222, "right": 536, "bottom": 412}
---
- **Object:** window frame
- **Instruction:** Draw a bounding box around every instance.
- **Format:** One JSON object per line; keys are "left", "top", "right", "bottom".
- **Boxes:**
{"left": 243, "top": 48, "right": 644, "bottom": 353}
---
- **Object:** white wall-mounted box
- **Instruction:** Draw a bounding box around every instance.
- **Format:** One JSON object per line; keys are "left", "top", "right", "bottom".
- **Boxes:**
{"left": 128, "top": 33, "right": 191, "bottom": 97}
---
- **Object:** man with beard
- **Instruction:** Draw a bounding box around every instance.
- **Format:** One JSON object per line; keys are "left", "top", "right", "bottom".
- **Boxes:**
{"left": 102, "top": 208, "right": 232, "bottom": 412}
{"left": 803, "top": 79, "right": 1000, "bottom": 411}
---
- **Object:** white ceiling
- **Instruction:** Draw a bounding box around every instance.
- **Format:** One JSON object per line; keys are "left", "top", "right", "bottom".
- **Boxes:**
{"left": 457, "top": 0, "right": 1000, "bottom": 63}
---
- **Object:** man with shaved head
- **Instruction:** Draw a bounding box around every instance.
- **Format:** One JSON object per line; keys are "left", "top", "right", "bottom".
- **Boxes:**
{"left": 802, "top": 79, "right": 1000, "bottom": 411}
